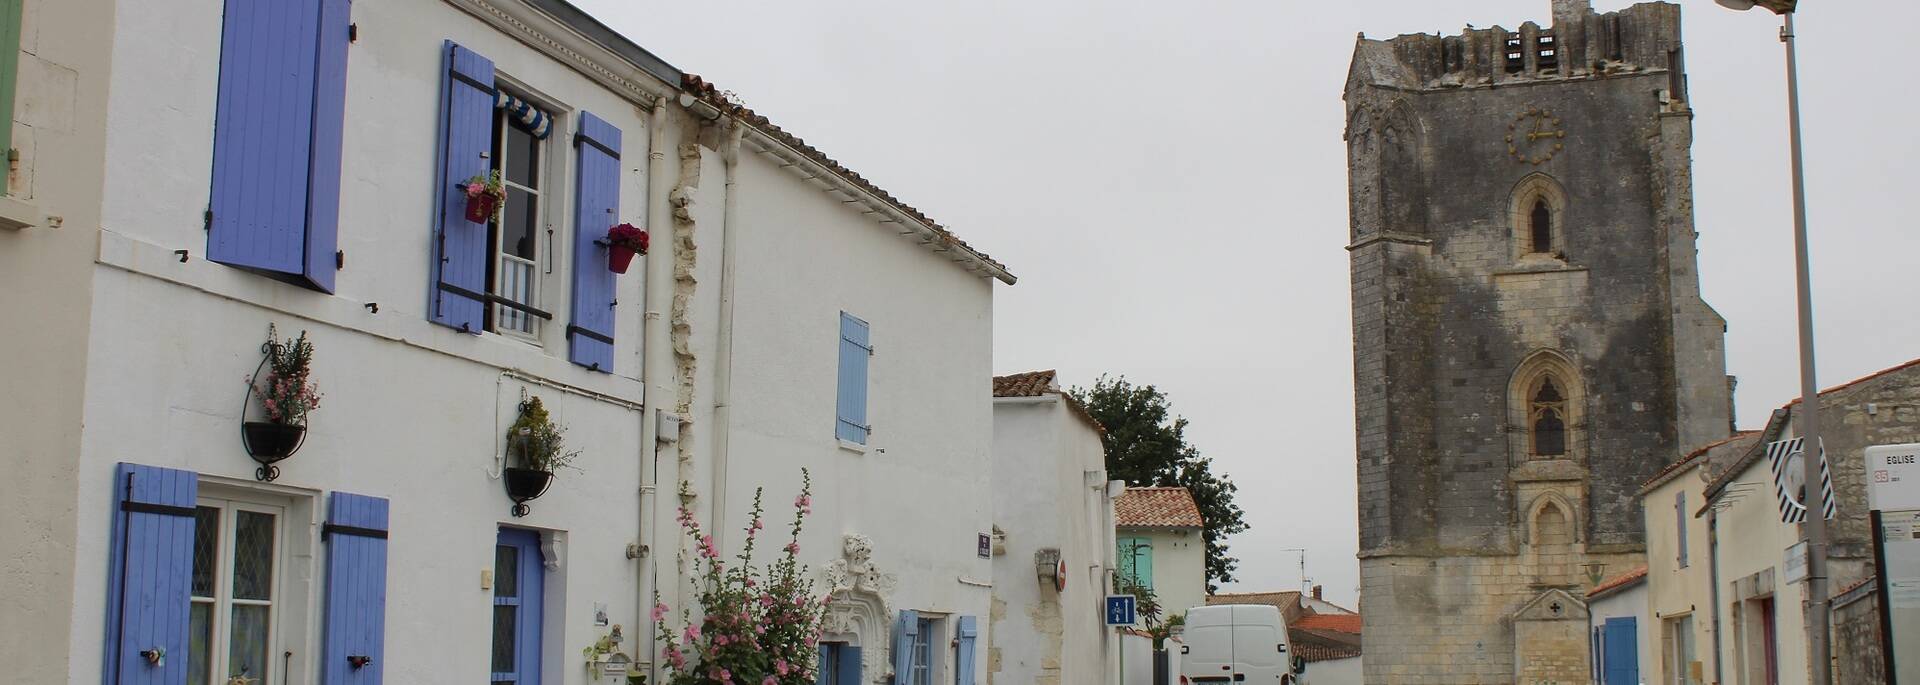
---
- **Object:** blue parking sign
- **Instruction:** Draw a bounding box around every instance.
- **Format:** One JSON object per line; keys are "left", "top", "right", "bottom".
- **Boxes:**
{"left": 1105, "top": 594, "right": 1137, "bottom": 625}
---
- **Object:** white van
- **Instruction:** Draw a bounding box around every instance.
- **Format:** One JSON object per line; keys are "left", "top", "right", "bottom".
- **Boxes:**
{"left": 1179, "top": 604, "right": 1307, "bottom": 684}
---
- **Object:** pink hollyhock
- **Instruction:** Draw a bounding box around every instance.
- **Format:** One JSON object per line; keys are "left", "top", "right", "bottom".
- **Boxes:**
{"left": 785, "top": 541, "right": 800, "bottom": 554}
{"left": 684, "top": 624, "right": 701, "bottom": 641}
{"left": 763, "top": 677, "right": 778, "bottom": 685}
{"left": 651, "top": 603, "right": 669, "bottom": 621}
{"left": 775, "top": 658, "right": 790, "bottom": 676}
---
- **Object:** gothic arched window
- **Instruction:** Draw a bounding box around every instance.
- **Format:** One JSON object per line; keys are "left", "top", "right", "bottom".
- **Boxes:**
{"left": 1529, "top": 198, "right": 1552, "bottom": 254}
{"left": 1530, "top": 377, "right": 1568, "bottom": 457}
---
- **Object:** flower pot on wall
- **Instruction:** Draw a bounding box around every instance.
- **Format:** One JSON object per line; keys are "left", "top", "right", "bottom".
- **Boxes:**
{"left": 608, "top": 245, "right": 638, "bottom": 274}
{"left": 241, "top": 421, "right": 306, "bottom": 481}
{"left": 504, "top": 467, "right": 555, "bottom": 517}
{"left": 465, "top": 193, "right": 499, "bottom": 223}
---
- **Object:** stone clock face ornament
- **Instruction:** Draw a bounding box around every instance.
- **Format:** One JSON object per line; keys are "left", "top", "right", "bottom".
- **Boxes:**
{"left": 1507, "top": 108, "right": 1566, "bottom": 165}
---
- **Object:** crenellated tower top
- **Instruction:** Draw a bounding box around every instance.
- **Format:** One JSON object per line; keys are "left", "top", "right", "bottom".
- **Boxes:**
{"left": 1346, "top": 1, "right": 1684, "bottom": 96}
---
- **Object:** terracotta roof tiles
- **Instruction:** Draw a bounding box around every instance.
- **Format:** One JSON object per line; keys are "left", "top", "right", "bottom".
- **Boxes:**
{"left": 1116, "top": 487, "right": 1205, "bottom": 528}
{"left": 992, "top": 370, "right": 1057, "bottom": 398}
{"left": 1586, "top": 565, "right": 1647, "bottom": 599}
{"left": 1293, "top": 613, "right": 1362, "bottom": 634}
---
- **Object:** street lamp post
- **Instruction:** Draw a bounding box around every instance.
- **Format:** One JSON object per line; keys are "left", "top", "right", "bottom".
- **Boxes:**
{"left": 1714, "top": 2, "right": 1829, "bottom": 684}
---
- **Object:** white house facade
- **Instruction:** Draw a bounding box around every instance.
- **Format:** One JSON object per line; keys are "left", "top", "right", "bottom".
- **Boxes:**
{"left": 988, "top": 370, "right": 1121, "bottom": 684}
{"left": 0, "top": 0, "right": 1011, "bottom": 684}
{"left": 1114, "top": 487, "right": 1209, "bottom": 623}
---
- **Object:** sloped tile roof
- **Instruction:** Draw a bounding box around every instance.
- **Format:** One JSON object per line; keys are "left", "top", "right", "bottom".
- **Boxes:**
{"left": 680, "top": 73, "right": 1013, "bottom": 284}
{"left": 1639, "top": 431, "right": 1758, "bottom": 495}
{"left": 993, "top": 370, "right": 1057, "bottom": 398}
{"left": 1586, "top": 565, "right": 1647, "bottom": 600}
{"left": 1292, "top": 613, "right": 1362, "bottom": 634}
{"left": 1117, "top": 487, "right": 1204, "bottom": 528}
{"left": 1292, "top": 643, "right": 1362, "bottom": 663}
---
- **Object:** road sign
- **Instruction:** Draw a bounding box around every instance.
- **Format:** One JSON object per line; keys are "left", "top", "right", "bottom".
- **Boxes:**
{"left": 1105, "top": 594, "right": 1137, "bottom": 626}
{"left": 1867, "top": 443, "right": 1920, "bottom": 511}
{"left": 1767, "top": 437, "right": 1836, "bottom": 522}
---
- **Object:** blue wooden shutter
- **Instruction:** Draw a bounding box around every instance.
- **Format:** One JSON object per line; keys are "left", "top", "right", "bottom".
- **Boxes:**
{"left": 429, "top": 41, "right": 495, "bottom": 333}
{"left": 102, "top": 463, "right": 198, "bottom": 685}
{"left": 1675, "top": 491, "right": 1688, "bottom": 568}
{"left": 836, "top": 313, "right": 871, "bottom": 443}
{"left": 837, "top": 645, "right": 862, "bottom": 685}
{"left": 321, "top": 493, "right": 389, "bottom": 685}
{"left": 207, "top": 0, "right": 350, "bottom": 292}
{"left": 567, "top": 112, "right": 621, "bottom": 371}
{"left": 890, "top": 610, "right": 917, "bottom": 685}
{"left": 492, "top": 529, "right": 545, "bottom": 683}
{"left": 954, "top": 616, "right": 978, "bottom": 685}
{"left": 1603, "top": 617, "right": 1638, "bottom": 685}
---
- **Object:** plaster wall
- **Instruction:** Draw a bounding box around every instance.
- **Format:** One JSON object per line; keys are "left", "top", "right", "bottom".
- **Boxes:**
{"left": 1643, "top": 469, "right": 1716, "bottom": 684}
{"left": 1124, "top": 527, "right": 1206, "bottom": 621}
{"left": 988, "top": 397, "right": 1115, "bottom": 684}
{"left": 1709, "top": 456, "right": 1808, "bottom": 685}
{"left": 0, "top": 1, "right": 115, "bottom": 682}
{"left": 1308, "top": 656, "right": 1363, "bottom": 685}
{"left": 66, "top": 0, "right": 679, "bottom": 682}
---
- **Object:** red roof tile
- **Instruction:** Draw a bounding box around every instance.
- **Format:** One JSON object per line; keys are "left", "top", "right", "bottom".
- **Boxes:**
{"left": 1116, "top": 487, "right": 1204, "bottom": 528}
{"left": 993, "top": 370, "right": 1057, "bottom": 398}
{"left": 1293, "top": 613, "right": 1362, "bottom": 634}
{"left": 1292, "top": 643, "right": 1361, "bottom": 663}
{"left": 1586, "top": 565, "right": 1648, "bottom": 599}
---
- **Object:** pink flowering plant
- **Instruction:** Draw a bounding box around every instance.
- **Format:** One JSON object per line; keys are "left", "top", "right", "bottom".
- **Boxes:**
{"left": 654, "top": 470, "right": 829, "bottom": 685}
{"left": 463, "top": 170, "right": 507, "bottom": 214}
{"left": 249, "top": 329, "right": 321, "bottom": 426}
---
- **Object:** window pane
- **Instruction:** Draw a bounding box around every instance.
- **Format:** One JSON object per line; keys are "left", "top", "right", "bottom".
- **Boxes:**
{"left": 193, "top": 506, "right": 220, "bottom": 597}
{"left": 491, "top": 604, "right": 517, "bottom": 673}
{"left": 189, "top": 601, "right": 212, "bottom": 685}
{"left": 494, "top": 546, "right": 518, "bottom": 598}
{"left": 505, "top": 122, "right": 537, "bottom": 187}
{"left": 228, "top": 604, "right": 271, "bottom": 684}
{"left": 231, "top": 510, "right": 276, "bottom": 601}
{"left": 502, "top": 187, "right": 537, "bottom": 261}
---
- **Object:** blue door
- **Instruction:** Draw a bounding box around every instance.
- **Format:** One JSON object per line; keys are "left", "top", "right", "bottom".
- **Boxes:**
{"left": 491, "top": 529, "right": 544, "bottom": 684}
{"left": 1602, "top": 617, "right": 1639, "bottom": 685}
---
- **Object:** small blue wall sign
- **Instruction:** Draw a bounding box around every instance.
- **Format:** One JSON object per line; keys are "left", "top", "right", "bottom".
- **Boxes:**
{"left": 1105, "top": 594, "right": 1137, "bottom": 626}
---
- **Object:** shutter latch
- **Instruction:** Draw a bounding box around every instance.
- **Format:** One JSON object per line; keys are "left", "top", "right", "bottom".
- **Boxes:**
{"left": 336, "top": 250, "right": 345, "bottom": 270}
{"left": 203, "top": 209, "right": 212, "bottom": 232}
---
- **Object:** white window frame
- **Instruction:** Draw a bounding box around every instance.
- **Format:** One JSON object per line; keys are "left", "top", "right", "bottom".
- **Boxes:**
{"left": 190, "top": 496, "right": 286, "bottom": 685}
{"left": 485, "top": 80, "right": 557, "bottom": 343}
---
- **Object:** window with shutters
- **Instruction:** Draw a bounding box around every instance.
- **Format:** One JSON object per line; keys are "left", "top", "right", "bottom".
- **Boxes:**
{"left": 909, "top": 617, "right": 936, "bottom": 685}
{"left": 1117, "top": 536, "right": 1153, "bottom": 590}
{"left": 188, "top": 495, "right": 287, "bottom": 685}
{"left": 484, "top": 85, "right": 555, "bottom": 339}
{"left": 836, "top": 313, "right": 872, "bottom": 445}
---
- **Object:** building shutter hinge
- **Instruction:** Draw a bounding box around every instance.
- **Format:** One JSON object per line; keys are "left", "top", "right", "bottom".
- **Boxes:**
{"left": 348, "top": 23, "right": 358, "bottom": 43}
{"left": 203, "top": 209, "right": 212, "bottom": 232}
{"left": 336, "top": 250, "right": 345, "bottom": 270}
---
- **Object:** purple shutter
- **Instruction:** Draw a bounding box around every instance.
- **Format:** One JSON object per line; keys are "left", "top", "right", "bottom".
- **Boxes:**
{"left": 567, "top": 112, "right": 621, "bottom": 371}
{"left": 207, "top": 0, "right": 348, "bottom": 292}
{"left": 102, "top": 463, "right": 199, "bottom": 685}
{"left": 321, "top": 492, "right": 390, "bottom": 685}
{"left": 429, "top": 41, "right": 495, "bottom": 333}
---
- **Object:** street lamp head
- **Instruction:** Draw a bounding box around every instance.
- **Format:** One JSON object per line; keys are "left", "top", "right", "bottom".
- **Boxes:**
{"left": 1716, "top": 0, "right": 1797, "bottom": 13}
{"left": 1715, "top": 0, "right": 1756, "bottom": 9}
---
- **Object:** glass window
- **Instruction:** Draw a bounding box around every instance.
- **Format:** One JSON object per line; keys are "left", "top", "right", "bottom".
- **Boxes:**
{"left": 486, "top": 94, "right": 547, "bottom": 337}
{"left": 911, "top": 618, "right": 935, "bottom": 685}
{"left": 1117, "top": 537, "right": 1154, "bottom": 590}
{"left": 1530, "top": 198, "right": 1552, "bottom": 254}
{"left": 491, "top": 529, "right": 544, "bottom": 685}
{"left": 188, "top": 500, "right": 282, "bottom": 685}
{"left": 1530, "top": 377, "right": 1567, "bottom": 457}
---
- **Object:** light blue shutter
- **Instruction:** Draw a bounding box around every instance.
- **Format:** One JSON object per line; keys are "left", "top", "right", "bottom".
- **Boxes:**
{"left": 321, "top": 493, "right": 389, "bottom": 685}
{"left": 102, "top": 463, "right": 199, "bottom": 685}
{"left": 837, "top": 645, "right": 862, "bottom": 685}
{"left": 890, "top": 610, "right": 917, "bottom": 685}
{"left": 207, "top": 0, "right": 350, "bottom": 292}
{"left": 567, "top": 112, "right": 621, "bottom": 371}
{"left": 428, "top": 41, "right": 495, "bottom": 333}
{"left": 836, "top": 313, "right": 871, "bottom": 443}
{"left": 954, "top": 616, "right": 979, "bottom": 685}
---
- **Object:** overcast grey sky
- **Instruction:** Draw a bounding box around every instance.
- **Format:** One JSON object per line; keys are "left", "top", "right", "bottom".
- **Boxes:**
{"left": 578, "top": 0, "right": 1920, "bottom": 608}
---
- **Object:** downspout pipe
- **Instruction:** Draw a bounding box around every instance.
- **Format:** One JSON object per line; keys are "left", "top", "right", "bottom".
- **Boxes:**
{"left": 639, "top": 97, "right": 671, "bottom": 683}
{"left": 1708, "top": 509, "right": 1723, "bottom": 685}
{"left": 708, "top": 120, "right": 745, "bottom": 551}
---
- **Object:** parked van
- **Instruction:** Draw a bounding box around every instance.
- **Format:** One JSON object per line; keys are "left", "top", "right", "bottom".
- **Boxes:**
{"left": 1179, "top": 604, "right": 1307, "bottom": 684}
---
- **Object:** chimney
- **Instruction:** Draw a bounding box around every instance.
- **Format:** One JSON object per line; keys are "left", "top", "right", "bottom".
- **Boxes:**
{"left": 1312, "top": 585, "right": 1323, "bottom": 601}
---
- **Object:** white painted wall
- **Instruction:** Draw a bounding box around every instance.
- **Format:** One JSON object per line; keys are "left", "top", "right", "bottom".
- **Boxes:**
{"left": 1305, "top": 655, "right": 1362, "bottom": 685}
{"left": 989, "top": 396, "right": 1117, "bottom": 684}
{"left": 1711, "top": 456, "right": 1809, "bottom": 685}
{"left": 1123, "top": 526, "right": 1208, "bottom": 623}
{"left": 1642, "top": 465, "right": 1716, "bottom": 685}
{"left": 1589, "top": 581, "right": 1651, "bottom": 684}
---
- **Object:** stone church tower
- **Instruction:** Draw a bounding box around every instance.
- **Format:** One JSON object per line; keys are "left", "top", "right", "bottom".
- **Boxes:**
{"left": 1344, "top": 2, "right": 1732, "bottom": 682}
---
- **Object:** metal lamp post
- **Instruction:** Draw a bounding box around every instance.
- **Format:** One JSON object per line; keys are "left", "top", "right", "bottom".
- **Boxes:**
{"left": 1715, "top": 1, "right": 1830, "bottom": 684}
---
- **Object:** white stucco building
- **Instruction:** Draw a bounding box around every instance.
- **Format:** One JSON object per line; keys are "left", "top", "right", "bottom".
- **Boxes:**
{"left": 1115, "top": 487, "right": 1209, "bottom": 624}
{"left": 988, "top": 370, "right": 1121, "bottom": 684}
{"left": 0, "top": 1, "right": 1012, "bottom": 684}
{"left": 1586, "top": 565, "right": 1650, "bottom": 685}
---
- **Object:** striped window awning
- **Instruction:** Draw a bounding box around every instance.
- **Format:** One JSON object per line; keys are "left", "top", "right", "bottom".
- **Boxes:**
{"left": 495, "top": 92, "right": 552, "bottom": 139}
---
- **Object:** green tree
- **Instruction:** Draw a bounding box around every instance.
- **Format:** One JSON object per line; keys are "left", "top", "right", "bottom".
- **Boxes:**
{"left": 1072, "top": 375, "right": 1250, "bottom": 590}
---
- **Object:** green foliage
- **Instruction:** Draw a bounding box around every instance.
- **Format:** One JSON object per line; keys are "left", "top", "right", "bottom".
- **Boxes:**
{"left": 1072, "top": 375, "right": 1250, "bottom": 590}
{"left": 507, "top": 396, "right": 581, "bottom": 472}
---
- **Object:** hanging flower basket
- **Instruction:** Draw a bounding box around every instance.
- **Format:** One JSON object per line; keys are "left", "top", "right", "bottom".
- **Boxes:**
{"left": 463, "top": 170, "right": 507, "bottom": 224}
{"left": 501, "top": 396, "right": 579, "bottom": 517}
{"left": 604, "top": 223, "right": 649, "bottom": 274}
{"left": 240, "top": 326, "right": 322, "bottom": 482}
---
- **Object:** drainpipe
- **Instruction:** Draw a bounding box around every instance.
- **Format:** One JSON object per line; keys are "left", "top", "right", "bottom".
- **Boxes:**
{"left": 638, "top": 97, "right": 672, "bottom": 683}
{"left": 708, "top": 120, "right": 745, "bottom": 551}
{"left": 1708, "top": 509, "right": 1723, "bottom": 685}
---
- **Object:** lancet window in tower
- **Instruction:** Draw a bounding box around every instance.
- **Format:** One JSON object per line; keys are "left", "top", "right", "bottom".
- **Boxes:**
{"left": 1529, "top": 198, "right": 1553, "bottom": 254}
{"left": 1530, "top": 378, "right": 1568, "bottom": 457}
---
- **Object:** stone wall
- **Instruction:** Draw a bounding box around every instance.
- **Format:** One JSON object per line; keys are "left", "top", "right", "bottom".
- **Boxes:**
{"left": 1832, "top": 582, "right": 1885, "bottom": 685}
